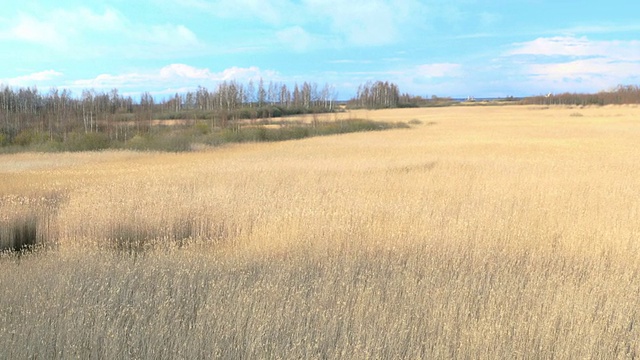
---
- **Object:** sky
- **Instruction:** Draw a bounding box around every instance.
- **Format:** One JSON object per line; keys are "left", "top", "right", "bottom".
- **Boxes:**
{"left": 1, "top": 0, "right": 639, "bottom": 100}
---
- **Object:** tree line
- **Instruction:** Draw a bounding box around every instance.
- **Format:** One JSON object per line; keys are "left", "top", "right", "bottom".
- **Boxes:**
{"left": 346, "top": 81, "right": 453, "bottom": 108}
{"left": 3, "top": 79, "right": 639, "bottom": 148}
{"left": 522, "top": 85, "right": 640, "bottom": 106}
{"left": 348, "top": 81, "right": 400, "bottom": 108}
{"left": 0, "top": 80, "right": 340, "bottom": 147}
{"left": 346, "top": 81, "right": 640, "bottom": 108}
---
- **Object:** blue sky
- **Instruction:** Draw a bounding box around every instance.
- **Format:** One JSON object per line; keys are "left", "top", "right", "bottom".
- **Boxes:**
{"left": 1, "top": 0, "right": 639, "bottom": 100}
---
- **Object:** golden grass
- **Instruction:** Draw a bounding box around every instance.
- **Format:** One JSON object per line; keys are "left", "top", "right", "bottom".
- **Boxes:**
{"left": 1, "top": 105, "right": 640, "bottom": 358}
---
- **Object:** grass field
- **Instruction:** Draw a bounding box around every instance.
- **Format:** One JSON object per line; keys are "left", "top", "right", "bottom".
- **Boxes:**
{"left": 1, "top": 105, "right": 639, "bottom": 358}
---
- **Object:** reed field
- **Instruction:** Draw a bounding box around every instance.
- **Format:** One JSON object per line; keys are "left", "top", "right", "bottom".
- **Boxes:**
{"left": 1, "top": 105, "right": 640, "bottom": 358}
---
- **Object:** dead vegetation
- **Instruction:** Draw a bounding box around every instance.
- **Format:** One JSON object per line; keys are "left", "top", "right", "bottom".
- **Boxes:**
{"left": 1, "top": 105, "right": 639, "bottom": 358}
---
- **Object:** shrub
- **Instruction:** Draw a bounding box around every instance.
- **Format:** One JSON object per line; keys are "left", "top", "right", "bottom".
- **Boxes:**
{"left": 270, "top": 106, "right": 283, "bottom": 118}
{"left": 154, "top": 134, "right": 192, "bottom": 152}
{"left": 217, "top": 128, "right": 242, "bottom": 143}
{"left": 274, "top": 126, "right": 309, "bottom": 141}
{"left": 31, "top": 139, "right": 64, "bottom": 152}
{"left": 193, "top": 121, "right": 210, "bottom": 135}
{"left": 237, "top": 127, "right": 265, "bottom": 142}
{"left": 12, "top": 130, "right": 33, "bottom": 146}
{"left": 309, "top": 119, "right": 405, "bottom": 136}
{"left": 63, "top": 132, "right": 111, "bottom": 152}
{"left": 13, "top": 129, "right": 48, "bottom": 147}
{"left": 124, "top": 133, "right": 192, "bottom": 152}
{"left": 125, "top": 134, "right": 147, "bottom": 149}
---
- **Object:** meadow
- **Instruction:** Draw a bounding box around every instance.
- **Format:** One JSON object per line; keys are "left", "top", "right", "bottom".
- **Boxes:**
{"left": 1, "top": 105, "right": 639, "bottom": 358}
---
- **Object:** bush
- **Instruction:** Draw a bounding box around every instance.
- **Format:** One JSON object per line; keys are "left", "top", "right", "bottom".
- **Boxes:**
{"left": 124, "top": 133, "right": 192, "bottom": 152}
{"left": 193, "top": 121, "right": 210, "bottom": 135}
{"left": 218, "top": 128, "right": 244, "bottom": 143}
{"left": 270, "top": 106, "right": 283, "bottom": 118}
{"left": 12, "top": 130, "right": 33, "bottom": 146}
{"left": 31, "top": 140, "right": 64, "bottom": 152}
{"left": 4, "top": 118, "right": 407, "bottom": 153}
{"left": 63, "top": 132, "right": 111, "bottom": 152}
{"left": 274, "top": 126, "right": 309, "bottom": 141}
{"left": 13, "top": 129, "right": 49, "bottom": 147}
{"left": 153, "top": 135, "right": 192, "bottom": 152}
{"left": 309, "top": 119, "right": 404, "bottom": 136}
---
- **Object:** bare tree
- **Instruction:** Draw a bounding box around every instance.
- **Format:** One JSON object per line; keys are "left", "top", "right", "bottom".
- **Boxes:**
{"left": 257, "top": 78, "right": 266, "bottom": 108}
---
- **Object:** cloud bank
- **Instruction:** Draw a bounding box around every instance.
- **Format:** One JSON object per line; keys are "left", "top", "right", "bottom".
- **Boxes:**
{"left": 506, "top": 36, "right": 640, "bottom": 93}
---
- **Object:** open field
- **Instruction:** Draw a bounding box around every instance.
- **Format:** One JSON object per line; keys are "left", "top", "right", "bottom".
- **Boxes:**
{"left": 1, "top": 105, "right": 640, "bottom": 358}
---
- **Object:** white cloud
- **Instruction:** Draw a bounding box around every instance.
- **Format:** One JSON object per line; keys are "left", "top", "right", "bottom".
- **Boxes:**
{"left": 505, "top": 36, "right": 640, "bottom": 93}
{"left": 329, "top": 59, "right": 373, "bottom": 64}
{"left": 176, "top": 0, "right": 429, "bottom": 48}
{"left": 276, "top": 26, "right": 314, "bottom": 52}
{"left": 71, "top": 73, "right": 149, "bottom": 90}
{"left": 508, "top": 36, "right": 593, "bottom": 57}
{"left": 530, "top": 58, "right": 621, "bottom": 78}
{"left": 478, "top": 12, "right": 501, "bottom": 27}
{"left": 218, "top": 66, "right": 277, "bottom": 81}
{"left": 383, "top": 63, "right": 465, "bottom": 97}
{"left": 0, "top": 8, "right": 125, "bottom": 49}
{"left": 159, "top": 64, "right": 214, "bottom": 79}
{"left": 303, "top": 0, "right": 427, "bottom": 46}
{"left": 174, "top": 0, "right": 291, "bottom": 25}
{"left": 57, "top": 7, "right": 124, "bottom": 32}
{"left": 0, "top": 7, "right": 202, "bottom": 57}
{"left": 305, "top": 0, "right": 395, "bottom": 45}
{"left": 508, "top": 36, "right": 640, "bottom": 61}
{"left": 557, "top": 24, "right": 640, "bottom": 36}
{"left": 1, "top": 64, "right": 281, "bottom": 97}
{"left": 141, "top": 25, "right": 200, "bottom": 47}
{"left": 4, "top": 14, "right": 64, "bottom": 46}
{"left": 416, "top": 63, "right": 462, "bottom": 78}
{"left": 2, "top": 70, "right": 64, "bottom": 87}
{"left": 67, "top": 64, "right": 280, "bottom": 95}
{"left": 527, "top": 58, "right": 640, "bottom": 89}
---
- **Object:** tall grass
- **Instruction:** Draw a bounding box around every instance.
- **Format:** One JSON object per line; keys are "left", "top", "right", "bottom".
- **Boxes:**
{"left": 2, "top": 244, "right": 637, "bottom": 358}
{"left": 1, "top": 105, "right": 639, "bottom": 358}
{"left": 1, "top": 193, "right": 61, "bottom": 253}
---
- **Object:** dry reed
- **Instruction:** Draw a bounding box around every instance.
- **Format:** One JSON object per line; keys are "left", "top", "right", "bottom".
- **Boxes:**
{"left": 1, "top": 105, "right": 639, "bottom": 358}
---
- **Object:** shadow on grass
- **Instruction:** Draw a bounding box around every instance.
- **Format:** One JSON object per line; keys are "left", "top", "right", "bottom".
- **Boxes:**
{"left": 1, "top": 216, "right": 39, "bottom": 254}
{"left": 104, "top": 216, "right": 232, "bottom": 256}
